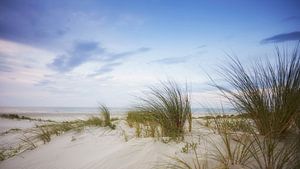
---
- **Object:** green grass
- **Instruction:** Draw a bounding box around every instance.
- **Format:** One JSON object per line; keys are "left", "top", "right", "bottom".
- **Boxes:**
{"left": 126, "top": 110, "right": 160, "bottom": 138}
{"left": 0, "top": 146, "right": 22, "bottom": 161}
{"left": 246, "top": 132, "right": 299, "bottom": 169}
{"left": 99, "top": 104, "right": 116, "bottom": 129}
{"left": 0, "top": 149, "right": 5, "bottom": 161}
{"left": 0, "top": 114, "right": 32, "bottom": 120}
{"left": 180, "top": 113, "right": 299, "bottom": 169}
{"left": 215, "top": 45, "right": 300, "bottom": 137}
{"left": 0, "top": 113, "right": 54, "bottom": 122}
{"left": 296, "top": 114, "right": 300, "bottom": 130}
{"left": 30, "top": 116, "right": 105, "bottom": 144}
{"left": 213, "top": 117, "right": 253, "bottom": 133}
{"left": 208, "top": 116, "right": 253, "bottom": 168}
{"left": 31, "top": 108, "right": 118, "bottom": 144}
{"left": 135, "top": 81, "right": 192, "bottom": 140}
{"left": 162, "top": 139, "right": 208, "bottom": 169}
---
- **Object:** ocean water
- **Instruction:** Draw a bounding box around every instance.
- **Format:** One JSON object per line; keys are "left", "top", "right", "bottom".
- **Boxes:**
{"left": 0, "top": 106, "right": 234, "bottom": 115}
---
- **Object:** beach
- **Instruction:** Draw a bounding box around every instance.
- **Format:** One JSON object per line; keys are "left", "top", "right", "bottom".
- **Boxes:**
{"left": 0, "top": 113, "right": 218, "bottom": 169}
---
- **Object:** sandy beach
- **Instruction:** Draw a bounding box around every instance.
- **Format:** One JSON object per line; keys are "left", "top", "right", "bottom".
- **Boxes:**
{"left": 0, "top": 114, "right": 219, "bottom": 169}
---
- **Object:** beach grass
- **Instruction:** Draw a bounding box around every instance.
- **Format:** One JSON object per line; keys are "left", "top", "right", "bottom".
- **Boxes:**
{"left": 0, "top": 113, "right": 54, "bottom": 122}
{"left": 214, "top": 45, "right": 300, "bottom": 137}
{"left": 126, "top": 110, "right": 160, "bottom": 138}
{"left": 167, "top": 149, "right": 208, "bottom": 169}
{"left": 99, "top": 105, "right": 116, "bottom": 129}
{"left": 134, "top": 81, "right": 191, "bottom": 140}
{"left": 208, "top": 116, "right": 253, "bottom": 168}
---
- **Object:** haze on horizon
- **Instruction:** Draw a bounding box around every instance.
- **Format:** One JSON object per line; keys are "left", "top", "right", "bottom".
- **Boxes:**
{"left": 0, "top": 0, "right": 299, "bottom": 107}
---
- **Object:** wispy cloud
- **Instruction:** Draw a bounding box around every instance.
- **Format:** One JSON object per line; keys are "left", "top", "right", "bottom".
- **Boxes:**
{"left": 197, "top": 45, "right": 206, "bottom": 49}
{"left": 0, "top": 54, "right": 13, "bottom": 72}
{"left": 282, "top": 16, "right": 300, "bottom": 22}
{"left": 49, "top": 40, "right": 150, "bottom": 73}
{"left": 88, "top": 62, "right": 122, "bottom": 77}
{"left": 151, "top": 50, "right": 205, "bottom": 65}
{"left": 151, "top": 56, "right": 188, "bottom": 65}
{"left": 105, "top": 47, "right": 150, "bottom": 62}
{"left": 0, "top": 62, "right": 13, "bottom": 72}
{"left": 34, "top": 79, "right": 54, "bottom": 87}
{"left": 48, "top": 41, "right": 105, "bottom": 72}
{"left": 261, "top": 31, "right": 300, "bottom": 44}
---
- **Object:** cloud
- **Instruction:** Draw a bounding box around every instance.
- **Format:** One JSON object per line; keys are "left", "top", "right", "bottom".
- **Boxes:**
{"left": 261, "top": 31, "right": 300, "bottom": 44}
{"left": 0, "top": 54, "right": 13, "bottom": 72}
{"left": 96, "top": 62, "right": 122, "bottom": 74}
{"left": 151, "top": 50, "right": 205, "bottom": 65}
{"left": 282, "top": 16, "right": 300, "bottom": 22}
{"left": 34, "top": 80, "right": 54, "bottom": 87}
{"left": 0, "top": 0, "right": 70, "bottom": 46}
{"left": 49, "top": 41, "right": 150, "bottom": 73}
{"left": 88, "top": 62, "right": 122, "bottom": 77}
{"left": 0, "top": 62, "right": 13, "bottom": 72}
{"left": 48, "top": 41, "right": 105, "bottom": 72}
{"left": 105, "top": 47, "right": 150, "bottom": 62}
{"left": 151, "top": 56, "right": 188, "bottom": 65}
{"left": 197, "top": 45, "right": 206, "bottom": 49}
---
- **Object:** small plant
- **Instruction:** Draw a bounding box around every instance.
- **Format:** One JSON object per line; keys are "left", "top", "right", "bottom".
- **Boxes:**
{"left": 36, "top": 126, "right": 52, "bottom": 144}
{"left": 208, "top": 117, "right": 253, "bottom": 169}
{"left": 246, "top": 132, "right": 299, "bottom": 169}
{"left": 121, "top": 129, "right": 129, "bottom": 142}
{"left": 0, "top": 149, "right": 6, "bottom": 161}
{"left": 0, "top": 114, "right": 31, "bottom": 120}
{"left": 211, "top": 116, "right": 253, "bottom": 133}
{"left": 0, "top": 146, "right": 24, "bottom": 161}
{"left": 85, "top": 116, "right": 103, "bottom": 127}
{"left": 20, "top": 134, "right": 37, "bottom": 150}
{"left": 181, "top": 142, "right": 198, "bottom": 154}
{"left": 296, "top": 114, "right": 300, "bottom": 130}
{"left": 136, "top": 81, "right": 191, "bottom": 140}
{"left": 126, "top": 110, "right": 160, "bottom": 138}
{"left": 99, "top": 104, "right": 116, "bottom": 129}
{"left": 165, "top": 141, "right": 208, "bottom": 169}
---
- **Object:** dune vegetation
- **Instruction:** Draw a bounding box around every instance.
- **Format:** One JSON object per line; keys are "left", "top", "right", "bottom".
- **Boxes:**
{"left": 1, "top": 46, "right": 299, "bottom": 169}
{"left": 215, "top": 46, "right": 300, "bottom": 137}
{"left": 126, "top": 81, "right": 191, "bottom": 141}
{"left": 0, "top": 105, "right": 117, "bottom": 161}
{"left": 165, "top": 46, "right": 300, "bottom": 169}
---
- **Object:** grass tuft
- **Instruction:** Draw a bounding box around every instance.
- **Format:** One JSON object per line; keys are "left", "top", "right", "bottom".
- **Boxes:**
{"left": 99, "top": 104, "right": 116, "bottom": 129}
{"left": 215, "top": 45, "right": 300, "bottom": 137}
{"left": 135, "top": 81, "right": 191, "bottom": 140}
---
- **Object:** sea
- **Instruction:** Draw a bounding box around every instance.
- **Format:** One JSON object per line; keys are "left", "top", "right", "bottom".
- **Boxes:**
{"left": 0, "top": 106, "right": 234, "bottom": 116}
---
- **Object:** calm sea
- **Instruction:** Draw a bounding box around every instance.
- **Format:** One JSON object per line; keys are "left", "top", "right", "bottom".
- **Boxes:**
{"left": 0, "top": 106, "right": 234, "bottom": 115}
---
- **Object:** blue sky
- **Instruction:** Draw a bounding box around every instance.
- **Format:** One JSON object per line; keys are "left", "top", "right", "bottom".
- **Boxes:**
{"left": 0, "top": 0, "right": 299, "bottom": 107}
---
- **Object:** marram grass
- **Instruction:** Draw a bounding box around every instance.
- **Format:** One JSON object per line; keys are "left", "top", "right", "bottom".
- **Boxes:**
{"left": 215, "top": 45, "right": 300, "bottom": 137}
{"left": 99, "top": 104, "right": 116, "bottom": 129}
{"left": 135, "top": 81, "right": 191, "bottom": 140}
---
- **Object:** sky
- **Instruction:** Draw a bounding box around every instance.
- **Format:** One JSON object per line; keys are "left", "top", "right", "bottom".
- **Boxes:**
{"left": 0, "top": 0, "right": 299, "bottom": 107}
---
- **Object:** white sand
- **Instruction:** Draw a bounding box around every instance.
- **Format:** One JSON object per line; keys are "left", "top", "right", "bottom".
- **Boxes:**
{"left": 0, "top": 118, "right": 39, "bottom": 133}
{"left": 0, "top": 115, "right": 219, "bottom": 169}
{"left": 0, "top": 127, "right": 180, "bottom": 169}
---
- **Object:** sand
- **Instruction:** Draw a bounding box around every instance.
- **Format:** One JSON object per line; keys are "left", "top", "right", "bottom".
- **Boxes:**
{"left": 0, "top": 115, "right": 217, "bottom": 169}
